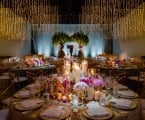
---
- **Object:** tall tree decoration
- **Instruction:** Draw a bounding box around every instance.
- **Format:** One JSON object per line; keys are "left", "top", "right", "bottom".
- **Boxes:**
{"left": 52, "top": 32, "right": 71, "bottom": 58}
{"left": 71, "top": 32, "right": 89, "bottom": 59}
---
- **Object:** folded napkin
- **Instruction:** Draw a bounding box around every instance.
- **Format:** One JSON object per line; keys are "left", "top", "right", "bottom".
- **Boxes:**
{"left": 110, "top": 97, "right": 133, "bottom": 108}
{"left": 18, "top": 90, "right": 30, "bottom": 97}
{"left": 87, "top": 107, "right": 110, "bottom": 117}
{"left": 26, "top": 84, "right": 35, "bottom": 89}
{"left": 86, "top": 101, "right": 110, "bottom": 117}
{"left": 40, "top": 106, "right": 63, "bottom": 118}
{"left": 118, "top": 84, "right": 128, "bottom": 90}
{"left": 20, "top": 99, "right": 43, "bottom": 109}
{"left": 118, "top": 90, "right": 135, "bottom": 97}
{"left": 86, "top": 101, "right": 101, "bottom": 109}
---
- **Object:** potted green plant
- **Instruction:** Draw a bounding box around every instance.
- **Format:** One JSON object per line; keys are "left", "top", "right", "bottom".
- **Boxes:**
{"left": 71, "top": 32, "right": 89, "bottom": 58}
{"left": 71, "top": 31, "right": 89, "bottom": 47}
{"left": 52, "top": 32, "right": 71, "bottom": 58}
{"left": 52, "top": 32, "right": 71, "bottom": 45}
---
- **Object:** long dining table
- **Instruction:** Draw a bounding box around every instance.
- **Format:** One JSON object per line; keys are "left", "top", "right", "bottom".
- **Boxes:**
{"left": 9, "top": 76, "right": 143, "bottom": 120}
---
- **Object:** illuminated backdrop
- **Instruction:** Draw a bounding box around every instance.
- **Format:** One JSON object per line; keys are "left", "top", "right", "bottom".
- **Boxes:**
{"left": 33, "top": 24, "right": 105, "bottom": 58}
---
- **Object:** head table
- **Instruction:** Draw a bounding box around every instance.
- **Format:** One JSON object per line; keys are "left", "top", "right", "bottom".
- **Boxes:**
{"left": 9, "top": 75, "right": 143, "bottom": 120}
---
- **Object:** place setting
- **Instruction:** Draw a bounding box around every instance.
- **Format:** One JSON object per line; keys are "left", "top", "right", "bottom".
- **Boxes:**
{"left": 14, "top": 89, "right": 38, "bottom": 99}
{"left": 39, "top": 105, "right": 72, "bottom": 120}
{"left": 83, "top": 101, "right": 113, "bottom": 120}
{"left": 14, "top": 98, "right": 44, "bottom": 111}
{"left": 109, "top": 97, "right": 137, "bottom": 110}
{"left": 117, "top": 90, "right": 138, "bottom": 99}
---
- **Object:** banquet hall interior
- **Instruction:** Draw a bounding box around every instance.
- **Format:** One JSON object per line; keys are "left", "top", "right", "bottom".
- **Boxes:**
{"left": 0, "top": 0, "right": 145, "bottom": 120}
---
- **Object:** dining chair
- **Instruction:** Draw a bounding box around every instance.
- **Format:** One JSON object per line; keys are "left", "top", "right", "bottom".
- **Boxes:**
{"left": 26, "top": 69, "right": 43, "bottom": 83}
{"left": 10, "top": 71, "right": 28, "bottom": 90}
{"left": 109, "top": 69, "right": 127, "bottom": 86}
{"left": 127, "top": 68, "right": 145, "bottom": 89}
{"left": 0, "top": 109, "right": 9, "bottom": 120}
{"left": 0, "top": 83, "right": 15, "bottom": 109}
{"left": 140, "top": 99, "right": 145, "bottom": 120}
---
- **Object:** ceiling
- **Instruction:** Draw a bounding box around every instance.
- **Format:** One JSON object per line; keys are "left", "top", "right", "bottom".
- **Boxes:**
{"left": 0, "top": 0, "right": 144, "bottom": 24}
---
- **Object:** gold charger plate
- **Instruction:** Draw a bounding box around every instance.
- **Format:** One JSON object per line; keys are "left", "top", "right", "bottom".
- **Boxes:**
{"left": 117, "top": 92, "right": 138, "bottom": 99}
{"left": 14, "top": 99, "right": 43, "bottom": 110}
{"left": 25, "top": 84, "right": 35, "bottom": 89}
{"left": 14, "top": 91, "right": 30, "bottom": 99}
{"left": 40, "top": 106, "right": 72, "bottom": 120}
{"left": 111, "top": 101, "right": 137, "bottom": 110}
{"left": 83, "top": 107, "right": 113, "bottom": 120}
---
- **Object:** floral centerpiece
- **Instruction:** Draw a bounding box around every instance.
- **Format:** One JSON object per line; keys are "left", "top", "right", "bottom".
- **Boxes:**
{"left": 80, "top": 75, "right": 104, "bottom": 87}
{"left": 93, "top": 75, "right": 105, "bottom": 91}
{"left": 73, "top": 81, "right": 88, "bottom": 92}
{"left": 25, "top": 55, "right": 44, "bottom": 67}
{"left": 80, "top": 76, "right": 92, "bottom": 86}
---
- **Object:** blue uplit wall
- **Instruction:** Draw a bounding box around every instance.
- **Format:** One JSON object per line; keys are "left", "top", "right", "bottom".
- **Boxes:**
{"left": 34, "top": 24, "right": 105, "bottom": 58}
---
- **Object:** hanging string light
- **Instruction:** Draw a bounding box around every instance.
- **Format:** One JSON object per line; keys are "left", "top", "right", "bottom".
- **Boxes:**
{"left": 0, "top": 0, "right": 144, "bottom": 40}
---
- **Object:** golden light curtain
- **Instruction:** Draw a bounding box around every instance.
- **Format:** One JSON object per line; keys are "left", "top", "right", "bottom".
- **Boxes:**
{"left": 0, "top": 4, "right": 26, "bottom": 40}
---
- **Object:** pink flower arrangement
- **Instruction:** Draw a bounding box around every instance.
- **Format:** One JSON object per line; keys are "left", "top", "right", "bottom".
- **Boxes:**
{"left": 93, "top": 78, "right": 105, "bottom": 87}
{"left": 73, "top": 82, "right": 88, "bottom": 91}
{"left": 80, "top": 76, "right": 91, "bottom": 85}
{"left": 80, "top": 75, "right": 105, "bottom": 87}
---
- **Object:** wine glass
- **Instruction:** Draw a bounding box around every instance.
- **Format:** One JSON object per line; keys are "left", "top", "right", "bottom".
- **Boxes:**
{"left": 34, "top": 80, "right": 41, "bottom": 97}
{"left": 51, "top": 92, "right": 57, "bottom": 100}
{"left": 79, "top": 91, "right": 86, "bottom": 105}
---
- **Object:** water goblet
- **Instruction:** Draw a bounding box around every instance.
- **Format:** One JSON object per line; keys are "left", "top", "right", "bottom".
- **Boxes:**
{"left": 79, "top": 91, "right": 86, "bottom": 105}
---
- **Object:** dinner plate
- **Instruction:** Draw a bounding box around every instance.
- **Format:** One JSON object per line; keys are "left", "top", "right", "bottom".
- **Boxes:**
{"left": 117, "top": 92, "right": 138, "bottom": 99}
{"left": 40, "top": 106, "right": 72, "bottom": 120}
{"left": 14, "top": 99, "right": 43, "bottom": 110}
{"left": 14, "top": 91, "right": 30, "bottom": 99}
{"left": 83, "top": 107, "right": 113, "bottom": 120}
{"left": 25, "top": 84, "right": 35, "bottom": 89}
{"left": 111, "top": 101, "right": 137, "bottom": 110}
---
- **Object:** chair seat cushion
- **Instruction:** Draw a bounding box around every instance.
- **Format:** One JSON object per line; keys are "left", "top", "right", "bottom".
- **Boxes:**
{"left": 0, "top": 76, "right": 9, "bottom": 80}
{"left": 142, "top": 110, "right": 145, "bottom": 120}
{"left": 12, "top": 77, "right": 28, "bottom": 82}
{"left": 1, "top": 97, "right": 12, "bottom": 106}
{"left": 0, "top": 109, "right": 9, "bottom": 120}
{"left": 140, "top": 99, "right": 145, "bottom": 110}
{"left": 1, "top": 72, "right": 9, "bottom": 76}
{"left": 127, "top": 76, "right": 144, "bottom": 81}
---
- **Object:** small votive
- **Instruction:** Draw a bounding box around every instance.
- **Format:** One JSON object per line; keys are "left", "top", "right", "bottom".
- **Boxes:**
{"left": 99, "top": 92, "right": 106, "bottom": 106}
{"left": 94, "top": 90, "right": 100, "bottom": 101}
{"left": 62, "top": 95, "right": 67, "bottom": 103}
{"left": 57, "top": 93, "right": 62, "bottom": 101}
{"left": 68, "top": 93, "right": 72, "bottom": 101}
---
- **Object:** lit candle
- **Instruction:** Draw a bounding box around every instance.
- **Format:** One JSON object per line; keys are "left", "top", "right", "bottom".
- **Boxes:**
{"left": 57, "top": 93, "right": 62, "bottom": 101}
{"left": 94, "top": 90, "right": 101, "bottom": 101}
{"left": 90, "top": 68, "right": 95, "bottom": 76}
{"left": 62, "top": 95, "right": 67, "bottom": 103}
{"left": 73, "top": 65, "right": 80, "bottom": 82}
{"left": 68, "top": 93, "right": 72, "bottom": 101}
{"left": 81, "top": 60, "right": 88, "bottom": 75}
{"left": 112, "top": 61, "right": 115, "bottom": 67}
{"left": 65, "top": 61, "right": 71, "bottom": 74}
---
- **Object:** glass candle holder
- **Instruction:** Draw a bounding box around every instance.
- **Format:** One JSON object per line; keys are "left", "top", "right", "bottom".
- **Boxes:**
{"left": 57, "top": 92, "right": 62, "bottom": 101}
{"left": 62, "top": 95, "right": 67, "bottom": 103}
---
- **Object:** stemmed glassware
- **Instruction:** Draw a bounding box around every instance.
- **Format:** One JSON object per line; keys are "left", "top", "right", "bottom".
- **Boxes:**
{"left": 79, "top": 90, "right": 86, "bottom": 105}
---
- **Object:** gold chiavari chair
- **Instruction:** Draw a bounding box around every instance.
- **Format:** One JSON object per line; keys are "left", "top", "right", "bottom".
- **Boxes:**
{"left": 26, "top": 69, "right": 44, "bottom": 82}
{"left": 127, "top": 68, "right": 145, "bottom": 89}
{"left": 0, "top": 83, "right": 15, "bottom": 109}
{"left": 109, "top": 69, "right": 127, "bottom": 86}
{"left": 0, "top": 108, "right": 9, "bottom": 120}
